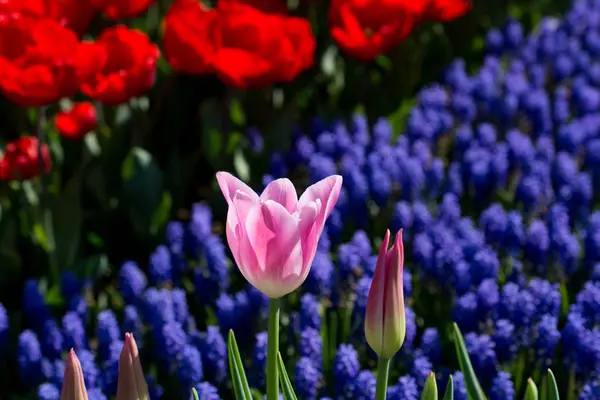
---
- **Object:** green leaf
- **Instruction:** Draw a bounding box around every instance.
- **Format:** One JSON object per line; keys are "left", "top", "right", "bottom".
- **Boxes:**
{"left": 525, "top": 379, "right": 539, "bottom": 400}
{"left": 421, "top": 372, "right": 438, "bottom": 400}
{"left": 121, "top": 147, "right": 165, "bottom": 237}
{"left": 233, "top": 149, "right": 250, "bottom": 182}
{"left": 228, "top": 330, "right": 252, "bottom": 400}
{"left": 191, "top": 388, "right": 199, "bottom": 400}
{"left": 452, "top": 323, "right": 486, "bottom": 400}
{"left": 547, "top": 370, "right": 560, "bottom": 400}
{"left": 53, "top": 172, "right": 83, "bottom": 269}
{"left": 277, "top": 352, "right": 298, "bottom": 400}
{"left": 443, "top": 376, "right": 454, "bottom": 400}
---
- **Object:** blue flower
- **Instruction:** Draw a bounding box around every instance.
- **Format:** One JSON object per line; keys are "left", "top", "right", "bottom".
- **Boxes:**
{"left": 411, "top": 355, "right": 432, "bottom": 388}
{"left": 195, "top": 326, "right": 226, "bottom": 384}
{"left": 251, "top": 332, "right": 268, "bottom": 388}
{"left": 165, "top": 221, "right": 185, "bottom": 254}
{"left": 119, "top": 261, "right": 147, "bottom": 304}
{"left": 0, "top": 303, "right": 8, "bottom": 356}
{"left": 172, "top": 288, "right": 189, "bottom": 325}
{"left": 97, "top": 310, "right": 120, "bottom": 362}
{"left": 123, "top": 306, "right": 143, "bottom": 347}
{"left": 62, "top": 312, "right": 86, "bottom": 351}
{"left": 18, "top": 330, "right": 43, "bottom": 385}
{"left": 149, "top": 245, "right": 172, "bottom": 285}
{"left": 580, "top": 379, "right": 600, "bottom": 400}
{"left": 452, "top": 372, "right": 468, "bottom": 400}
{"left": 37, "top": 383, "right": 60, "bottom": 400}
{"left": 464, "top": 333, "right": 497, "bottom": 382}
{"left": 299, "top": 328, "right": 323, "bottom": 368}
{"left": 350, "top": 370, "right": 376, "bottom": 399}
{"left": 191, "top": 382, "right": 221, "bottom": 400}
{"left": 333, "top": 344, "right": 360, "bottom": 398}
{"left": 493, "top": 319, "right": 517, "bottom": 362}
{"left": 295, "top": 357, "right": 321, "bottom": 400}
{"left": 187, "top": 203, "right": 213, "bottom": 255}
{"left": 300, "top": 294, "right": 322, "bottom": 331}
{"left": 388, "top": 376, "right": 419, "bottom": 400}
{"left": 23, "top": 279, "right": 49, "bottom": 330}
{"left": 79, "top": 349, "right": 101, "bottom": 389}
{"left": 102, "top": 340, "right": 123, "bottom": 396}
{"left": 156, "top": 322, "right": 187, "bottom": 364}
{"left": 305, "top": 251, "right": 334, "bottom": 296}
{"left": 419, "top": 328, "right": 441, "bottom": 366}
{"left": 68, "top": 295, "right": 88, "bottom": 322}
{"left": 193, "top": 235, "right": 230, "bottom": 304}
{"left": 490, "top": 372, "right": 515, "bottom": 400}
{"left": 534, "top": 314, "right": 560, "bottom": 362}
{"left": 177, "top": 345, "right": 203, "bottom": 391}
{"left": 60, "top": 272, "right": 83, "bottom": 304}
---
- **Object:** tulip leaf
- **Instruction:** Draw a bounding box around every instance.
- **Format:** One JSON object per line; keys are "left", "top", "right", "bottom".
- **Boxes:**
{"left": 421, "top": 372, "right": 438, "bottom": 400}
{"left": 547, "top": 370, "right": 560, "bottom": 400}
{"left": 452, "top": 323, "right": 486, "bottom": 400}
{"left": 277, "top": 352, "right": 299, "bottom": 400}
{"left": 525, "top": 379, "right": 539, "bottom": 400}
{"left": 228, "top": 330, "right": 252, "bottom": 400}
{"left": 443, "top": 375, "right": 454, "bottom": 400}
{"left": 191, "top": 388, "right": 199, "bottom": 400}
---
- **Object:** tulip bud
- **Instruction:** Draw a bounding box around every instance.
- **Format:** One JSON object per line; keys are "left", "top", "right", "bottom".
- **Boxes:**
{"left": 364, "top": 229, "right": 406, "bottom": 358}
{"left": 60, "top": 349, "right": 89, "bottom": 400}
{"left": 116, "top": 333, "right": 150, "bottom": 400}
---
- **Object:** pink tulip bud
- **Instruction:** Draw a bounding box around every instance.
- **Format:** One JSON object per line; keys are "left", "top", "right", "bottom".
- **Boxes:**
{"left": 60, "top": 349, "right": 89, "bottom": 400}
{"left": 216, "top": 172, "right": 342, "bottom": 298}
{"left": 365, "top": 229, "right": 406, "bottom": 358}
{"left": 116, "top": 333, "right": 149, "bottom": 400}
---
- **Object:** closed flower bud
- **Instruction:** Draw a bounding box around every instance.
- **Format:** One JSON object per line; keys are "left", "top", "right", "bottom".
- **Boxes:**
{"left": 365, "top": 229, "right": 406, "bottom": 358}
{"left": 116, "top": 333, "right": 149, "bottom": 400}
{"left": 60, "top": 349, "right": 88, "bottom": 400}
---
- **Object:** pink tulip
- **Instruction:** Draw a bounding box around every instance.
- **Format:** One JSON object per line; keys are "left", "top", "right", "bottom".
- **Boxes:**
{"left": 60, "top": 349, "right": 88, "bottom": 400}
{"left": 216, "top": 172, "right": 343, "bottom": 298}
{"left": 116, "top": 333, "right": 149, "bottom": 400}
{"left": 364, "top": 229, "right": 406, "bottom": 358}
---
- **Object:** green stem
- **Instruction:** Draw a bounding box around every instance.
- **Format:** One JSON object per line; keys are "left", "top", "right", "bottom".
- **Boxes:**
{"left": 35, "top": 107, "right": 58, "bottom": 285}
{"left": 375, "top": 357, "right": 391, "bottom": 400}
{"left": 267, "top": 298, "right": 281, "bottom": 400}
{"left": 567, "top": 369, "right": 576, "bottom": 400}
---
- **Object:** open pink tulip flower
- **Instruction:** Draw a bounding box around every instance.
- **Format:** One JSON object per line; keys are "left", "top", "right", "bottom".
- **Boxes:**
{"left": 60, "top": 349, "right": 89, "bottom": 400}
{"left": 365, "top": 229, "right": 406, "bottom": 359}
{"left": 216, "top": 172, "right": 343, "bottom": 298}
{"left": 116, "top": 333, "right": 149, "bottom": 400}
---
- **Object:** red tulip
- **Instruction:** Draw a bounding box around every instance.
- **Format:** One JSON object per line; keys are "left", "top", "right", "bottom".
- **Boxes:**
{"left": 163, "top": 0, "right": 315, "bottom": 88}
{"left": 0, "top": 136, "right": 51, "bottom": 181}
{"left": 81, "top": 26, "right": 160, "bottom": 106}
{"left": 55, "top": 102, "right": 97, "bottom": 140}
{"left": 0, "top": 14, "right": 102, "bottom": 107}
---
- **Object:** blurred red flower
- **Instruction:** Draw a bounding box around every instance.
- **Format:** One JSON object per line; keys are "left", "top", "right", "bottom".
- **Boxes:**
{"left": 219, "top": 0, "right": 288, "bottom": 14}
{"left": 328, "top": 0, "right": 419, "bottom": 61}
{"left": 0, "top": 13, "right": 102, "bottom": 107}
{"left": 99, "top": 0, "right": 157, "bottom": 20}
{"left": 422, "top": 0, "right": 471, "bottom": 22}
{"left": 55, "top": 102, "right": 97, "bottom": 140}
{"left": 329, "top": 0, "right": 471, "bottom": 60}
{"left": 0, "top": 0, "right": 98, "bottom": 35}
{"left": 81, "top": 26, "right": 160, "bottom": 106}
{"left": 163, "top": 0, "right": 315, "bottom": 89}
{"left": 0, "top": 136, "right": 51, "bottom": 181}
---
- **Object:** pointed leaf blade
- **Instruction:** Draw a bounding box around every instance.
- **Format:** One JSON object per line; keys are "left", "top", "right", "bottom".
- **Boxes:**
{"left": 191, "top": 388, "right": 200, "bottom": 400}
{"left": 277, "top": 352, "right": 299, "bottom": 400}
{"left": 452, "top": 323, "right": 486, "bottom": 400}
{"left": 525, "top": 379, "right": 539, "bottom": 400}
{"left": 421, "top": 372, "right": 438, "bottom": 400}
{"left": 228, "top": 330, "right": 253, "bottom": 400}
{"left": 443, "top": 375, "right": 454, "bottom": 400}
{"left": 547, "top": 370, "right": 560, "bottom": 400}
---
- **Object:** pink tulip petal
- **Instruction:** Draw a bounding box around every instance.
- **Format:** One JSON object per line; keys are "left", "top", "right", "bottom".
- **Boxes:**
{"left": 232, "top": 191, "right": 261, "bottom": 284}
{"left": 364, "top": 230, "right": 390, "bottom": 353}
{"left": 216, "top": 171, "right": 258, "bottom": 205}
{"left": 297, "top": 175, "right": 342, "bottom": 269}
{"left": 260, "top": 178, "right": 298, "bottom": 214}
{"left": 297, "top": 199, "right": 320, "bottom": 266}
{"left": 261, "top": 200, "right": 302, "bottom": 279}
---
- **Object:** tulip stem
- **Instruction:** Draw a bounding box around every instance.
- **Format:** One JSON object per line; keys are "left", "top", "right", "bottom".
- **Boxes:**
{"left": 375, "top": 356, "right": 391, "bottom": 400}
{"left": 267, "top": 297, "right": 281, "bottom": 400}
